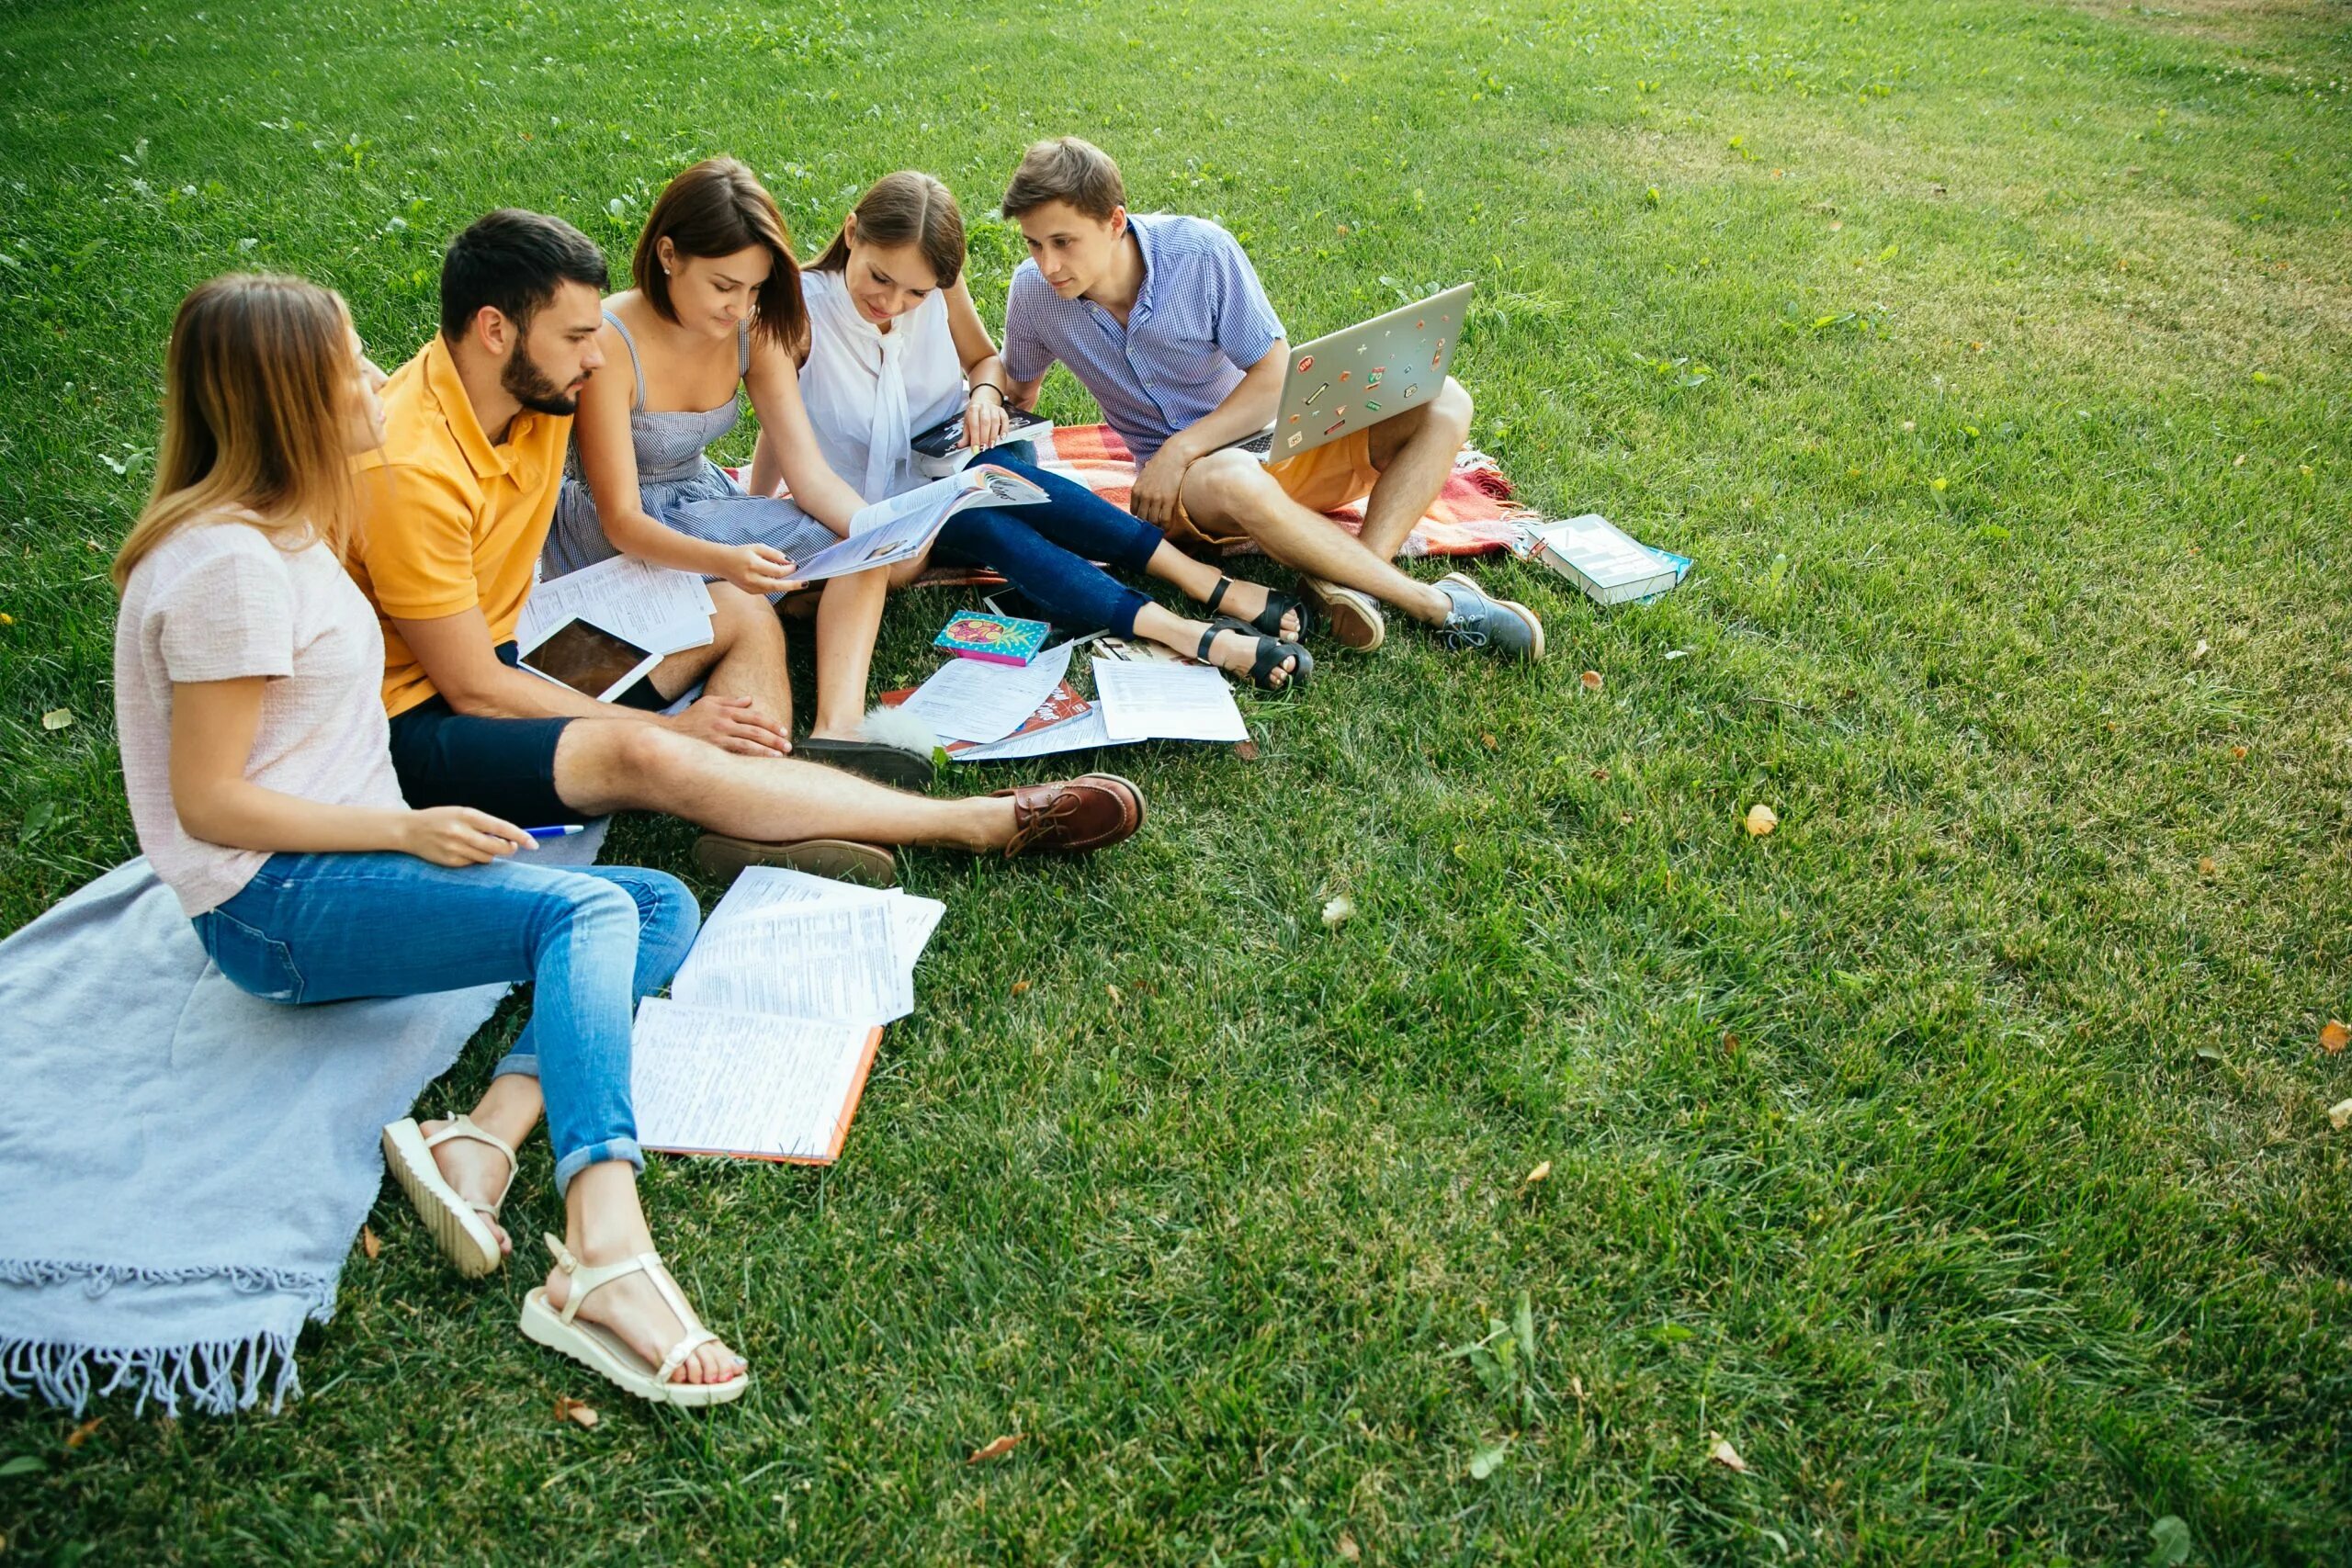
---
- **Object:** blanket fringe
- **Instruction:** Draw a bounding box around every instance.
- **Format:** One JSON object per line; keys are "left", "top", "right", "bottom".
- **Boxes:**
{"left": 1, "top": 1258, "right": 334, "bottom": 1416}
{"left": 1, "top": 1328, "right": 304, "bottom": 1418}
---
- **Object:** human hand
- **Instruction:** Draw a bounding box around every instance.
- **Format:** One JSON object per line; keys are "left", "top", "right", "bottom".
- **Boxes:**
{"left": 721, "top": 542, "right": 797, "bottom": 597}
{"left": 399, "top": 807, "right": 534, "bottom": 866}
{"left": 667, "top": 694, "right": 791, "bottom": 757}
{"left": 1129, "top": 446, "right": 1192, "bottom": 526}
{"left": 963, "top": 389, "right": 1009, "bottom": 451}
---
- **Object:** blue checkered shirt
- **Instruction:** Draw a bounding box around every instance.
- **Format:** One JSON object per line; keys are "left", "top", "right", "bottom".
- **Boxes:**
{"left": 1002, "top": 213, "right": 1285, "bottom": 466}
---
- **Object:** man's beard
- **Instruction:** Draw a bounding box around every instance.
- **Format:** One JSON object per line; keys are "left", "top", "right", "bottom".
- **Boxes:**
{"left": 502, "top": 340, "right": 582, "bottom": 416}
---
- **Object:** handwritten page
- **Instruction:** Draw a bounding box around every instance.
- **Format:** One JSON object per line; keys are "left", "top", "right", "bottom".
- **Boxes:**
{"left": 628, "top": 1002, "right": 877, "bottom": 1161}
{"left": 673, "top": 901, "right": 912, "bottom": 1024}
{"left": 518, "top": 555, "right": 715, "bottom": 656}
{"left": 1092, "top": 658, "right": 1249, "bottom": 742}
{"left": 899, "top": 639, "right": 1076, "bottom": 744}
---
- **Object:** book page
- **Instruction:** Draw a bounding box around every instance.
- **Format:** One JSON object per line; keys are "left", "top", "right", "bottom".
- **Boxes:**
{"left": 673, "top": 901, "right": 913, "bottom": 1024}
{"left": 899, "top": 639, "right": 1076, "bottom": 744}
{"left": 1092, "top": 658, "right": 1249, "bottom": 742}
{"left": 517, "top": 555, "right": 715, "bottom": 656}
{"left": 628, "top": 1001, "right": 877, "bottom": 1160}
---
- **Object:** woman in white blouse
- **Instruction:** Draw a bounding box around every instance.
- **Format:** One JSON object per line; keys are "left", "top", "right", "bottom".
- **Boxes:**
{"left": 758, "top": 172, "right": 1313, "bottom": 698}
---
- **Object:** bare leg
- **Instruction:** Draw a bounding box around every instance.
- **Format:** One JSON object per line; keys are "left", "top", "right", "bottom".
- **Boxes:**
{"left": 542, "top": 1161, "right": 743, "bottom": 1386}
{"left": 1138, "top": 542, "right": 1303, "bottom": 640}
{"left": 553, "top": 720, "right": 1019, "bottom": 850}
{"left": 808, "top": 569, "right": 891, "bottom": 740}
{"left": 1179, "top": 450, "right": 1452, "bottom": 623}
{"left": 419, "top": 1073, "right": 543, "bottom": 1260}
{"left": 1355, "top": 377, "right": 1475, "bottom": 560}
{"left": 639, "top": 581, "right": 794, "bottom": 746}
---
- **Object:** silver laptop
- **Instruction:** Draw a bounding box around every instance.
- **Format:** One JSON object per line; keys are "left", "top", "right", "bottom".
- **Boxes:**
{"left": 1233, "top": 283, "right": 1474, "bottom": 463}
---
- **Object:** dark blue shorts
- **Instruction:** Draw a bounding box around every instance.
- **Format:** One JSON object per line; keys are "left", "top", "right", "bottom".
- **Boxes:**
{"left": 386, "top": 643, "right": 664, "bottom": 828}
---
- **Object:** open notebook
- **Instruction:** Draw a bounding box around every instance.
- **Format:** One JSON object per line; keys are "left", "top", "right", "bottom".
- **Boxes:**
{"left": 629, "top": 868, "right": 944, "bottom": 1164}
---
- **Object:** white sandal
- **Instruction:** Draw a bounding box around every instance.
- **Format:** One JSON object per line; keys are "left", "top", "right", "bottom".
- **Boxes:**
{"left": 379, "top": 1115, "right": 516, "bottom": 1279}
{"left": 519, "top": 1235, "right": 748, "bottom": 1407}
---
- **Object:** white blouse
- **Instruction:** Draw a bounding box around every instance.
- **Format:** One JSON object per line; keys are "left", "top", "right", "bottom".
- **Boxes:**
{"left": 799, "top": 268, "right": 967, "bottom": 502}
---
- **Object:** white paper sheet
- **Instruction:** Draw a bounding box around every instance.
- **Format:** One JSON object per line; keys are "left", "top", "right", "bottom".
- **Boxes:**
{"left": 1091, "top": 658, "right": 1249, "bottom": 742}
{"left": 673, "top": 901, "right": 912, "bottom": 1024}
{"left": 899, "top": 640, "right": 1076, "bottom": 744}
{"left": 517, "top": 555, "right": 715, "bottom": 656}
{"left": 952, "top": 702, "right": 1141, "bottom": 761}
{"left": 628, "top": 1001, "right": 875, "bottom": 1160}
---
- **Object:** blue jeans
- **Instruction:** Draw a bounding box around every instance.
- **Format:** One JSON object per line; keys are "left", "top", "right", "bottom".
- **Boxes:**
{"left": 930, "top": 445, "right": 1165, "bottom": 637}
{"left": 194, "top": 853, "right": 700, "bottom": 1195}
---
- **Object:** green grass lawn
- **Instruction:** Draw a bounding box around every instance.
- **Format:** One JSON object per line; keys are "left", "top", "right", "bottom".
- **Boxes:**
{"left": 4, "top": 0, "right": 2350, "bottom": 1559}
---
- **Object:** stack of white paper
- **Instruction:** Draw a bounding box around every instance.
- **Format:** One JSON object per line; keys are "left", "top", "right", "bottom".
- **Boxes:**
{"left": 1091, "top": 658, "right": 1250, "bottom": 743}
{"left": 518, "top": 555, "right": 716, "bottom": 657}
{"left": 628, "top": 868, "right": 944, "bottom": 1163}
{"left": 899, "top": 640, "right": 1076, "bottom": 745}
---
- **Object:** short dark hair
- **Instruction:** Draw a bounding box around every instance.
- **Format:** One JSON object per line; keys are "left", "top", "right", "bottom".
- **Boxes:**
{"left": 438, "top": 209, "right": 607, "bottom": 343}
{"left": 1001, "top": 137, "right": 1125, "bottom": 222}
{"left": 634, "top": 158, "right": 806, "bottom": 351}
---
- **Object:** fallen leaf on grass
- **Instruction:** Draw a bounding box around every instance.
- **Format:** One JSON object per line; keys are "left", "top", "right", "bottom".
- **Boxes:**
{"left": 1522, "top": 1159, "right": 1552, "bottom": 1186}
{"left": 1234, "top": 739, "right": 1261, "bottom": 761}
{"left": 2230, "top": 744, "right": 2248, "bottom": 760}
{"left": 2329, "top": 1099, "right": 2352, "bottom": 1131}
{"left": 2189, "top": 639, "right": 2210, "bottom": 663}
{"left": 65, "top": 1417, "right": 102, "bottom": 1450}
{"left": 2148, "top": 1515, "right": 2192, "bottom": 1568}
{"left": 2198, "top": 857, "right": 2217, "bottom": 877}
{"left": 1707, "top": 1434, "right": 1747, "bottom": 1472}
{"left": 2321, "top": 1021, "right": 2349, "bottom": 1055}
{"left": 555, "top": 1397, "right": 598, "bottom": 1429}
{"left": 1104, "top": 985, "right": 1122, "bottom": 1005}
{"left": 1480, "top": 732, "right": 1498, "bottom": 750}
{"left": 1337, "top": 1529, "right": 1362, "bottom": 1562}
{"left": 1745, "top": 804, "right": 1778, "bottom": 837}
{"left": 1320, "top": 895, "right": 1355, "bottom": 929}
{"left": 40, "top": 709, "right": 73, "bottom": 732}
{"left": 360, "top": 1224, "right": 380, "bottom": 1260}
{"left": 968, "top": 1433, "right": 1022, "bottom": 1463}
{"left": 1467, "top": 1441, "right": 1509, "bottom": 1480}
{"left": 2194, "top": 1044, "right": 2225, "bottom": 1066}
{"left": 1579, "top": 670, "right": 1603, "bottom": 693}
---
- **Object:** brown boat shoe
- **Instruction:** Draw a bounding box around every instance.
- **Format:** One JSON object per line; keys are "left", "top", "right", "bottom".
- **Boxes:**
{"left": 993, "top": 773, "right": 1146, "bottom": 857}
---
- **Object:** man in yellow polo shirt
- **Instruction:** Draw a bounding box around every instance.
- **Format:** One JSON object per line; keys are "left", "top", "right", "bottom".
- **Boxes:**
{"left": 348, "top": 209, "right": 1146, "bottom": 882}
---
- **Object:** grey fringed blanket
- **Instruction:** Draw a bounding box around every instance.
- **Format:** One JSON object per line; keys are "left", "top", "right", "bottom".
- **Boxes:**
{"left": 0, "top": 834, "right": 601, "bottom": 1417}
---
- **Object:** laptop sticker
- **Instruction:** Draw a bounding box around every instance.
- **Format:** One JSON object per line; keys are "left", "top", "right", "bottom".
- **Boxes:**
{"left": 1296, "top": 355, "right": 1314, "bottom": 373}
{"left": 1304, "top": 382, "right": 1329, "bottom": 407}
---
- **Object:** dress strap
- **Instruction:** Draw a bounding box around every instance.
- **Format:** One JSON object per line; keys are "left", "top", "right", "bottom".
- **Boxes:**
{"left": 603, "top": 308, "right": 647, "bottom": 412}
{"left": 737, "top": 319, "right": 752, "bottom": 379}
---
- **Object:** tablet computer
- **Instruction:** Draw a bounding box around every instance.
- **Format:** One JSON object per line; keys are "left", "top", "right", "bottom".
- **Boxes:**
{"left": 516, "top": 615, "right": 662, "bottom": 704}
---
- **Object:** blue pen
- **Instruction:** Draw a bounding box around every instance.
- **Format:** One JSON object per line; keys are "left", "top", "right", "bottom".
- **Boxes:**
{"left": 525, "top": 825, "right": 585, "bottom": 840}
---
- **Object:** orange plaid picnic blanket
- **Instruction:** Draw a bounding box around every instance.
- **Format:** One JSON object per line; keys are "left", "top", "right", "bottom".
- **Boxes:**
{"left": 1037, "top": 423, "right": 1529, "bottom": 558}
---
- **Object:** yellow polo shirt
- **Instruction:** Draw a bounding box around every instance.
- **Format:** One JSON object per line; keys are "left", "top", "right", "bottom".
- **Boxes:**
{"left": 349, "top": 335, "right": 571, "bottom": 717}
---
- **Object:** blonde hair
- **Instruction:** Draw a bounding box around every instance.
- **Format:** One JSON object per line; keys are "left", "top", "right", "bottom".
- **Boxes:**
{"left": 112, "top": 274, "right": 361, "bottom": 593}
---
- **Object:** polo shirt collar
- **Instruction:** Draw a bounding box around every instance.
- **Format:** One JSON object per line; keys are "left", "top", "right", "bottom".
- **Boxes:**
{"left": 423, "top": 333, "right": 522, "bottom": 480}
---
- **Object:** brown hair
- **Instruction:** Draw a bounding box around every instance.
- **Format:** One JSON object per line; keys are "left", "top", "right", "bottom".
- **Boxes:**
{"left": 1001, "top": 137, "right": 1125, "bottom": 222}
{"left": 807, "top": 171, "right": 966, "bottom": 288}
{"left": 113, "top": 274, "right": 361, "bottom": 592}
{"left": 633, "top": 157, "right": 804, "bottom": 349}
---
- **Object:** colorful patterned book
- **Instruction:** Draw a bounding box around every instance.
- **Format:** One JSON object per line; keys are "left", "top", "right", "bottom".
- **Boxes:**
{"left": 933, "top": 610, "right": 1051, "bottom": 666}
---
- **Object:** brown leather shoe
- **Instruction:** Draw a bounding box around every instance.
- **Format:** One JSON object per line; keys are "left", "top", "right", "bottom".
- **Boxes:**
{"left": 993, "top": 773, "right": 1145, "bottom": 857}
{"left": 693, "top": 834, "right": 899, "bottom": 888}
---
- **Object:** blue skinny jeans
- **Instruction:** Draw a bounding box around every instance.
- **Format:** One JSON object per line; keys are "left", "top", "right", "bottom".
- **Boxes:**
{"left": 929, "top": 444, "right": 1166, "bottom": 637}
{"left": 195, "top": 853, "right": 699, "bottom": 1195}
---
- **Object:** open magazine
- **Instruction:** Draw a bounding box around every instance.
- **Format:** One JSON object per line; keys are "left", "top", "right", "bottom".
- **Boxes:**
{"left": 785, "top": 465, "right": 1046, "bottom": 582}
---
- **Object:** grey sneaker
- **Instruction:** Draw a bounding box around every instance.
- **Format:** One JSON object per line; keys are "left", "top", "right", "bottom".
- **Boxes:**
{"left": 1433, "top": 572, "right": 1545, "bottom": 661}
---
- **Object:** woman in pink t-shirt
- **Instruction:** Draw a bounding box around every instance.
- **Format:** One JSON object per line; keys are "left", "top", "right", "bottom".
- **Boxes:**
{"left": 110, "top": 274, "right": 747, "bottom": 1405}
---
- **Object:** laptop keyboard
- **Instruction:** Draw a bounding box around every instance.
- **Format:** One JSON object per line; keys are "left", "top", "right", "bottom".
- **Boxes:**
{"left": 1236, "top": 430, "right": 1274, "bottom": 457}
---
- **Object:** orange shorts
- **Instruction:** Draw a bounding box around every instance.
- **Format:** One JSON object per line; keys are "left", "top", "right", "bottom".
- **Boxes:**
{"left": 1167, "top": 429, "right": 1380, "bottom": 549}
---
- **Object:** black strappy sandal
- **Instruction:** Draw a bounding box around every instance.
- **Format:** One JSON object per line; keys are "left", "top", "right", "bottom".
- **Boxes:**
{"left": 1204, "top": 575, "right": 1312, "bottom": 642}
{"left": 1196, "top": 619, "right": 1314, "bottom": 692}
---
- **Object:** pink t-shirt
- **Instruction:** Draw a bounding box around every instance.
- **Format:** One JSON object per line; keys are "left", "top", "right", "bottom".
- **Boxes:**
{"left": 113, "top": 516, "right": 407, "bottom": 916}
